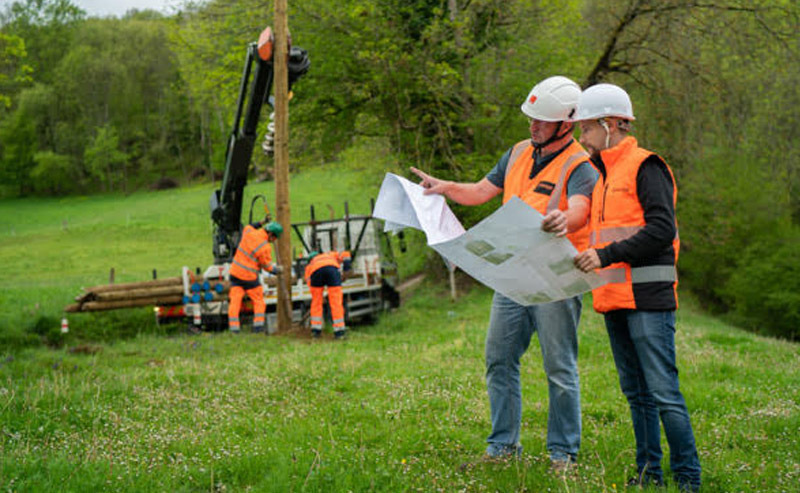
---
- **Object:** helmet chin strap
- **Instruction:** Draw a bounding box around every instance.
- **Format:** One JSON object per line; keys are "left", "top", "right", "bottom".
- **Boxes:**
{"left": 531, "top": 121, "right": 571, "bottom": 153}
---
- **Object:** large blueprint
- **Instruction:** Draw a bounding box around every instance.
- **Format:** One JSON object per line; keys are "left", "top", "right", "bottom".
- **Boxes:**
{"left": 373, "top": 173, "right": 607, "bottom": 305}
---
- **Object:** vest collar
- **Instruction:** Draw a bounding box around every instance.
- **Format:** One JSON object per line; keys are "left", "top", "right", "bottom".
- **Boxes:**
{"left": 530, "top": 138, "right": 574, "bottom": 176}
{"left": 599, "top": 135, "right": 639, "bottom": 169}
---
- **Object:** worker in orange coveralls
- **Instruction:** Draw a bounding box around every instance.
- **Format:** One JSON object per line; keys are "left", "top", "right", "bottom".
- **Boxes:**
{"left": 304, "top": 250, "right": 352, "bottom": 339}
{"left": 228, "top": 221, "right": 283, "bottom": 333}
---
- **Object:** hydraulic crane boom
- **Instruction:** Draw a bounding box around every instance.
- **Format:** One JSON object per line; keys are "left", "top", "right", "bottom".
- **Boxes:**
{"left": 209, "top": 26, "right": 310, "bottom": 264}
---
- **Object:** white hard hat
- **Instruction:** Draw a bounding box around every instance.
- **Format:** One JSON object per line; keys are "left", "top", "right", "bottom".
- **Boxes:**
{"left": 520, "top": 76, "right": 581, "bottom": 122}
{"left": 571, "top": 83, "right": 635, "bottom": 121}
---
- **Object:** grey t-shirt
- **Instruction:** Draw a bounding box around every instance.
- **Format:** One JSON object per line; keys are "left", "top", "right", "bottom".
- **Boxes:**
{"left": 486, "top": 141, "right": 598, "bottom": 198}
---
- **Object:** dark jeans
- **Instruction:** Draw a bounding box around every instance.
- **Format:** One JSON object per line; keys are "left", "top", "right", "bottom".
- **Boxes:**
{"left": 604, "top": 309, "right": 701, "bottom": 491}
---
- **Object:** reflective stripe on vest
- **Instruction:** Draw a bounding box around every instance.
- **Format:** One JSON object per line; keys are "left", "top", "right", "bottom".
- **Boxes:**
{"left": 633, "top": 265, "right": 677, "bottom": 283}
{"left": 237, "top": 246, "right": 258, "bottom": 264}
{"left": 251, "top": 240, "right": 269, "bottom": 255}
{"left": 590, "top": 225, "right": 643, "bottom": 245}
{"left": 591, "top": 225, "right": 680, "bottom": 247}
{"left": 233, "top": 259, "right": 260, "bottom": 275}
{"left": 600, "top": 265, "right": 678, "bottom": 284}
{"left": 545, "top": 151, "right": 589, "bottom": 213}
{"left": 504, "top": 141, "right": 532, "bottom": 180}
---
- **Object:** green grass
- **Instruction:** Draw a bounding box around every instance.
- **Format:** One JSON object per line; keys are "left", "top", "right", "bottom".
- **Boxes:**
{"left": 1, "top": 163, "right": 799, "bottom": 491}
{"left": 0, "top": 283, "right": 798, "bottom": 492}
{"left": 0, "top": 166, "right": 387, "bottom": 285}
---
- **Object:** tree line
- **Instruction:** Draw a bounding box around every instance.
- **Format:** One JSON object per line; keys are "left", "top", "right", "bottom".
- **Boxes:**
{"left": 1, "top": 0, "right": 798, "bottom": 338}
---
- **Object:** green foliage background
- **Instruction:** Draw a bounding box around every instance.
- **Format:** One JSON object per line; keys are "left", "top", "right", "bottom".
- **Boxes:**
{"left": 1, "top": 0, "right": 798, "bottom": 337}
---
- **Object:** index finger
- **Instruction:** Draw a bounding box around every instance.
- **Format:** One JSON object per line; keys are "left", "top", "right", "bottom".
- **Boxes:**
{"left": 409, "top": 166, "right": 428, "bottom": 180}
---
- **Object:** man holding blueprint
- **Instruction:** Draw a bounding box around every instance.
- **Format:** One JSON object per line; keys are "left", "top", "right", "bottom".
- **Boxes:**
{"left": 407, "top": 76, "right": 599, "bottom": 471}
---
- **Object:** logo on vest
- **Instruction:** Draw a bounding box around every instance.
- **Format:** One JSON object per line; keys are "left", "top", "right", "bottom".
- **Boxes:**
{"left": 533, "top": 181, "right": 555, "bottom": 195}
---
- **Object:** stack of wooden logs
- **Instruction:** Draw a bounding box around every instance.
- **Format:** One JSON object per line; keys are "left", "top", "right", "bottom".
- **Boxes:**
{"left": 65, "top": 275, "right": 297, "bottom": 313}
{"left": 65, "top": 277, "right": 185, "bottom": 313}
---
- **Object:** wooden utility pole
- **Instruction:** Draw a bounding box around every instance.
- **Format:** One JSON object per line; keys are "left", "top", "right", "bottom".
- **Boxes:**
{"left": 273, "top": 0, "right": 292, "bottom": 330}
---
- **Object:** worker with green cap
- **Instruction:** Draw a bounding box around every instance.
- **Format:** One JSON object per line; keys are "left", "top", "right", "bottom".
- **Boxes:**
{"left": 228, "top": 220, "right": 283, "bottom": 333}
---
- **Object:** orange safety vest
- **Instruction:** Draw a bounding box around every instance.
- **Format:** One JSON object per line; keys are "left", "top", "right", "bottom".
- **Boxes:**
{"left": 304, "top": 250, "right": 352, "bottom": 282}
{"left": 589, "top": 136, "right": 680, "bottom": 313}
{"left": 502, "top": 139, "right": 592, "bottom": 251}
{"left": 229, "top": 225, "right": 274, "bottom": 282}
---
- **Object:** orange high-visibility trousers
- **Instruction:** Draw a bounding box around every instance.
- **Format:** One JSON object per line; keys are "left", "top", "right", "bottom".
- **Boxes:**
{"left": 309, "top": 285, "right": 345, "bottom": 332}
{"left": 228, "top": 284, "right": 266, "bottom": 332}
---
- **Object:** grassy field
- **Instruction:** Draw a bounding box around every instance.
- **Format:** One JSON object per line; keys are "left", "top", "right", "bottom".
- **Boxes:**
{"left": 1, "top": 283, "right": 798, "bottom": 492}
{"left": 1, "top": 166, "right": 799, "bottom": 491}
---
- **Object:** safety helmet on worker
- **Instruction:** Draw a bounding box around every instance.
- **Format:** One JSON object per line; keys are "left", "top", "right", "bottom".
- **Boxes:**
{"left": 571, "top": 83, "right": 635, "bottom": 121}
{"left": 306, "top": 251, "right": 319, "bottom": 260}
{"left": 520, "top": 76, "right": 581, "bottom": 122}
{"left": 264, "top": 221, "right": 283, "bottom": 238}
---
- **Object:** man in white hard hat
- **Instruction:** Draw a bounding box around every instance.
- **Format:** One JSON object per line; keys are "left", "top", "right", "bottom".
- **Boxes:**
{"left": 412, "top": 76, "right": 598, "bottom": 470}
{"left": 572, "top": 83, "right": 701, "bottom": 491}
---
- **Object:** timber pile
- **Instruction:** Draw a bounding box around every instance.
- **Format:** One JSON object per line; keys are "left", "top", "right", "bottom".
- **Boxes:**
{"left": 65, "top": 275, "right": 297, "bottom": 313}
{"left": 65, "top": 277, "right": 184, "bottom": 313}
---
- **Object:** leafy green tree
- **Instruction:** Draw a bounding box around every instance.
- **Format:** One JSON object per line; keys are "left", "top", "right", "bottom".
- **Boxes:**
{"left": 30, "top": 150, "right": 73, "bottom": 194}
{"left": 289, "top": 0, "right": 512, "bottom": 172}
{"left": 41, "top": 15, "right": 195, "bottom": 190}
{"left": 0, "top": 0, "right": 85, "bottom": 84}
{"left": 84, "top": 124, "right": 128, "bottom": 192}
{"left": 0, "top": 103, "right": 35, "bottom": 195}
{"left": 0, "top": 82, "right": 55, "bottom": 195}
{"left": 0, "top": 32, "right": 32, "bottom": 110}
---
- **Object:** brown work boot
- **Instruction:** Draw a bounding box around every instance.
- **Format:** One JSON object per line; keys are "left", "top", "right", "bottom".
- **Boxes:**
{"left": 550, "top": 457, "right": 578, "bottom": 476}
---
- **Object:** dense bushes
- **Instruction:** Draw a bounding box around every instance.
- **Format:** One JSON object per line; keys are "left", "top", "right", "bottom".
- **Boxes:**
{"left": 724, "top": 230, "right": 800, "bottom": 340}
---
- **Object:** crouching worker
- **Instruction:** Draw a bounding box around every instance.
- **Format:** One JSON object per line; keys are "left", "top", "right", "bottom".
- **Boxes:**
{"left": 228, "top": 220, "right": 284, "bottom": 333}
{"left": 304, "top": 250, "right": 352, "bottom": 339}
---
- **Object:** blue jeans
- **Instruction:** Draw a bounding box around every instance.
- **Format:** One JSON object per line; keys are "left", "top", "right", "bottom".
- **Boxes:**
{"left": 484, "top": 292, "right": 582, "bottom": 460}
{"left": 605, "top": 310, "right": 701, "bottom": 490}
